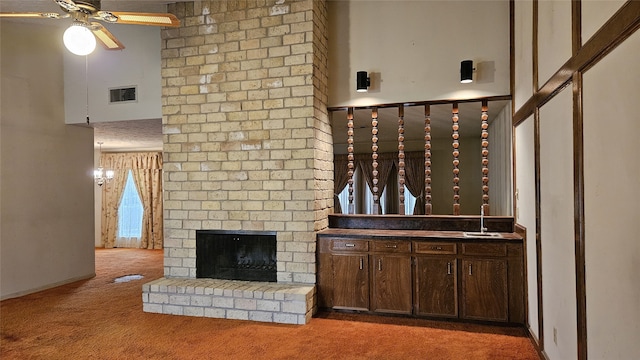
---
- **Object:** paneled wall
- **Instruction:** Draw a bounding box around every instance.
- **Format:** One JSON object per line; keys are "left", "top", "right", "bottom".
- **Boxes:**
{"left": 538, "top": 88, "right": 577, "bottom": 360}
{"left": 582, "top": 31, "right": 640, "bottom": 359}
{"left": 514, "top": 116, "right": 537, "bottom": 338}
{"left": 512, "top": 1, "right": 640, "bottom": 359}
{"left": 513, "top": 0, "right": 533, "bottom": 110}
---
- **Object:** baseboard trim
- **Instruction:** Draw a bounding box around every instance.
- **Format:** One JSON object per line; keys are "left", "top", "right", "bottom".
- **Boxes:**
{"left": 0, "top": 273, "right": 96, "bottom": 301}
{"left": 527, "top": 325, "right": 548, "bottom": 360}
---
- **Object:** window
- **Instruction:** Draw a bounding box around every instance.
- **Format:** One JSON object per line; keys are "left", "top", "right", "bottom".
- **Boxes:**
{"left": 337, "top": 182, "right": 350, "bottom": 214}
{"left": 117, "top": 170, "right": 144, "bottom": 246}
{"left": 338, "top": 166, "right": 418, "bottom": 215}
{"left": 404, "top": 188, "right": 417, "bottom": 215}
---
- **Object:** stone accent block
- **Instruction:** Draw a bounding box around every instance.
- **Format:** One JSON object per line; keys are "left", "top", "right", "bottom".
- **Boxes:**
{"left": 143, "top": 277, "right": 316, "bottom": 325}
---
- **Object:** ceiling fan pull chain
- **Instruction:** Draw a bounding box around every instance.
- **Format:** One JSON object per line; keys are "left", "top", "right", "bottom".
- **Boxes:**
{"left": 85, "top": 55, "right": 90, "bottom": 125}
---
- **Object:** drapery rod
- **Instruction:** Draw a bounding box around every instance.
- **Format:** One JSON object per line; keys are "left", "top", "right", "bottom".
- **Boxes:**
{"left": 327, "top": 95, "right": 511, "bottom": 112}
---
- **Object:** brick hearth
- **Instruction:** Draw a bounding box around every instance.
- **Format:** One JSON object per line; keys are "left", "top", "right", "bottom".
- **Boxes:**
{"left": 143, "top": 278, "right": 315, "bottom": 324}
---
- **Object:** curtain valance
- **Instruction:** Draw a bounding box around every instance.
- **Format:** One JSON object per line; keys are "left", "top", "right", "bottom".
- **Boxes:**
{"left": 101, "top": 152, "right": 163, "bottom": 170}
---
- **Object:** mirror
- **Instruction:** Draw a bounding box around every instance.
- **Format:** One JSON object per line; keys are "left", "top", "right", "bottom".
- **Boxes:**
{"left": 331, "top": 99, "right": 512, "bottom": 216}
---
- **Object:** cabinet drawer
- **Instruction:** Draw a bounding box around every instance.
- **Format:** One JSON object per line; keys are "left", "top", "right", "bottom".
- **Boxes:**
{"left": 371, "top": 240, "right": 411, "bottom": 253}
{"left": 414, "top": 242, "right": 457, "bottom": 254}
{"left": 331, "top": 239, "right": 368, "bottom": 252}
{"left": 462, "top": 243, "right": 507, "bottom": 257}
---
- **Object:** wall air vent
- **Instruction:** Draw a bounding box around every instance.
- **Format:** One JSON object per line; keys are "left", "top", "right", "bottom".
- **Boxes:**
{"left": 109, "top": 86, "right": 137, "bottom": 103}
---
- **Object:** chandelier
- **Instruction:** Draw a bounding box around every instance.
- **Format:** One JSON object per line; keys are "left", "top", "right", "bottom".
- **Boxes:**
{"left": 94, "top": 142, "right": 114, "bottom": 186}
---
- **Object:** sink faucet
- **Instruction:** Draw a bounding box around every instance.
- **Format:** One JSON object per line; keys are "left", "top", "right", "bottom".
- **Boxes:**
{"left": 480, "top": 206, "right": 488, "bottom": 234}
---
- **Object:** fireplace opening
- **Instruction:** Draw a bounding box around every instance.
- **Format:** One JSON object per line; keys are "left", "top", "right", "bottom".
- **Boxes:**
{"left": 196, "top": 230, "right": 277, "bottom": 282}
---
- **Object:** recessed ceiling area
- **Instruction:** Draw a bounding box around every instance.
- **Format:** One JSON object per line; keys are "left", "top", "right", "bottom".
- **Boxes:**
{"left": 89, "top": 119, "right": 163, "bottom": 152}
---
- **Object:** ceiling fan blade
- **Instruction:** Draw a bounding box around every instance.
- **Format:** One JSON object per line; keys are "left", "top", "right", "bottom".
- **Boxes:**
{"left": 53, "top": 0, "right": 80, "bottom": 12}
{"left": 96, "top": 11, "right": 180, "bottom": 27}
{"left": 90, "top": 23, "right": 125, "bottom": 51}
{"left": 0, "top": 12, "right": 67, "bottom": 19}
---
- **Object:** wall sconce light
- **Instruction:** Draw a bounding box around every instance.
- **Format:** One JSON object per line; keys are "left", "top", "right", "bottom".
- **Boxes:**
{"left": 460, "top": 60, "right": 474, "bottom": 83}
{"left": 356, "top": 71, "right": 370, "bottom": 92}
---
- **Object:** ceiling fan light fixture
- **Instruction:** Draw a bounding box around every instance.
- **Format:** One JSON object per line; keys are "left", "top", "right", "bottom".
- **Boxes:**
{"left": 63, "top": 22, "right": 96, "bottom": 56}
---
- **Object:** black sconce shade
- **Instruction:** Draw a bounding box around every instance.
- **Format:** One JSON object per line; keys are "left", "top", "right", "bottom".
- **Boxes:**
{"left": 356, "top": 71, "right": 370, "bottom": 92}
{"left": 460, "top": 60, "right": 474, "bottom": 83}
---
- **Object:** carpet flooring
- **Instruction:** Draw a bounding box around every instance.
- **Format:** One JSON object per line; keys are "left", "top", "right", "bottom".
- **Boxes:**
{"left": 1, "top": 248, "right": 539, "bottom": 359}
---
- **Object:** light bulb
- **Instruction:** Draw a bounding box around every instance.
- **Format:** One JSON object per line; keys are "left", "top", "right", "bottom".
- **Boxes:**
{"left": 63, "top": 24, "right": 96, "bottom": 56}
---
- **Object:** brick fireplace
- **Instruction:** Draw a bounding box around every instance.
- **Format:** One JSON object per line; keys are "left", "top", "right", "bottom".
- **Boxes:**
{"left": 142, "top": 0, "right": 331, "bottom": 325}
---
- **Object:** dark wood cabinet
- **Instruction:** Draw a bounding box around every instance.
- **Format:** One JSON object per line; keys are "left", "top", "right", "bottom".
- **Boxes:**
{"left": 316, "top": 233, "right": 525, "bottom": 324}
{"left": 371, "top": 254, "right": 412, "bottom": 314}
{"left": 332, "top": 254, "right": 369, "bottom": 311}
{"left": 413, "top": 241, "right": 458, "bottom": 318}
{"left": 414, "top": 256, "right": 458, "bottom": 317}
{"left": 460, "top": 258, "right": 509, "bottom": 321}
{"left": 328, "top": 239, "right": 370, "bottom": 311}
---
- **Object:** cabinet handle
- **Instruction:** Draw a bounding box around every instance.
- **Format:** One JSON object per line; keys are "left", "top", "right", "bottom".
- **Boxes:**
{"left": 468, "top": 264, "right": 473, "bottom": 275}
{"left": 359, "top": 257, "right": 363, "bottom": 270}
{"left": 447, "top": 262, "right": 452, "bottom": 275}
{"left": 430, "top": 246, "right": 443, "bottom": 251}
{"left": 345, "top": 243, "right": 355, "bottom": 247}
{"left": 378, "top": 259, "right": 382, "bottom": 271}
{"left": 385, "top": 244, "right": 398, "bottom": 249}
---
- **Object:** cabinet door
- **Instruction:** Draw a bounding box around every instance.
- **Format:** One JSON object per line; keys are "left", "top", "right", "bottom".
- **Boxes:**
{"left": 461, "top": 259, "right": 509, "bottom": 322}
{"left": 332, "top": 254, "right": 369, "bottom": 311}
{"left": 371, "top": 255, "right": 412, "bottom": 314}
{"left": 414, "top": 256, "right": 457, "bottom": 317}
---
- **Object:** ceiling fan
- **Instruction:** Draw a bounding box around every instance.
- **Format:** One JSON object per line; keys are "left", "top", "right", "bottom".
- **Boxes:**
{"left": 0, "top": 0, "right": 180, "bottom": 55}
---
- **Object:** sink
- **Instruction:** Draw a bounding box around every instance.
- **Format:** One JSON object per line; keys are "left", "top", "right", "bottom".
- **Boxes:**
{"left": 463, "top": 232, "right": 503, "bottom": 238}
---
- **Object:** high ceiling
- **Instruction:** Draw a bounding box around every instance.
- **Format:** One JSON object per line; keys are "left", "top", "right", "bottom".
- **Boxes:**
{"left": 0, "top": 1, "right": 187, "bottom": 13}
{"left": 2, "top": 1, "right": 511, "bottom": 153}
{"left": 0, "top": 0, "right": 186, "bottom": 151}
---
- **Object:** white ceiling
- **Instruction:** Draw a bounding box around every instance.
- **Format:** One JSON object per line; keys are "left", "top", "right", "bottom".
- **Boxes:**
{"left": 0, "top": 0, "right": 184, "bottom": 151}
{"left": 0, "top": 0, "right": 187, "bottom": 13}
{"left": 89, "top": 119, "right": 163, "bottom": 152}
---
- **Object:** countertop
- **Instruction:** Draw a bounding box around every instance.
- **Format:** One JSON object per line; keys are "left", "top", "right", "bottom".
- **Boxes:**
{"left": 317, "top": 228, "right": 523, "bottom": 241}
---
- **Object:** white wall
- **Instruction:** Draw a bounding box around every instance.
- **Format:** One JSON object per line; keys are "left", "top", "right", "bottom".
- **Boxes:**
{"left": 514, "top": 116, "right": 538, "bottom": 340}
{"left": 64, "top": 24, "right": 163, "bottom": 125}
{"left": 539, "top": 87, "right": 577, "bottom": 360}
{"left": 583, "top": 30, "right": 640, "bottom": 360}
{"left": 1, "top": 21, "right": 95, "bottom": 299}
{"left": 327, "top": 0, "right": 510, "bottom": 107}
{"left": 537, "top": 0, "right": 572, "bottom": 87}
{"left": 581, "top": 0, "right": 626, "bottom": 44}
{"left": 488, "top": 102, "right": 513, "bottom": 216}
{"left": 513, "top": 0, "right": 533, "bottom": 110}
